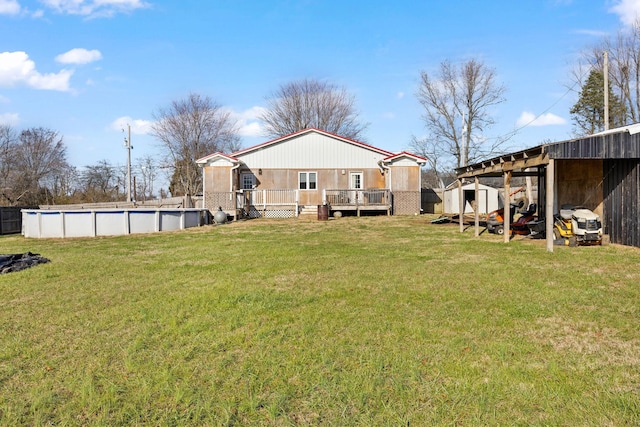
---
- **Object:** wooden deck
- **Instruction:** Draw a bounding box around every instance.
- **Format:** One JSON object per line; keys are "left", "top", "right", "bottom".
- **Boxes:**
{"left": 325, "top": 189, "right": 391, "bottom": 216}
{"left": 206, "top": 188, "right": 393, "bottom": 219}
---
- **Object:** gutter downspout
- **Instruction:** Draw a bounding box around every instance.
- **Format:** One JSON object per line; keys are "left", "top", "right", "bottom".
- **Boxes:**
{"left": 378, "top": 160, "right": 392, "bottom": 214}
{"left": 378, "top": 160, "right": 391, "bottom": 189}
{"left": 200, "top": 162, "right": 206, "bottom": 200}
{"left": 230, "top": 161, "right": 240, "bottom": 193}
{"left": 198, "top": 162, "right": 207, "bottom": 210}
{"left": 230, "top": 161, "right": 241, "bottom": 218}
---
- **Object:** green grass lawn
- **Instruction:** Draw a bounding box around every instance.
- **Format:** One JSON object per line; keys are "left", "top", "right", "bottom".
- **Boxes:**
{"left": 1, "top": 216, "right": 639, "bottom": 426}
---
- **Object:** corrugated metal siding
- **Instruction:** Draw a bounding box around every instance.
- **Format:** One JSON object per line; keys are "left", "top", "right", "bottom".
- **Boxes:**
{"left": 390, "top": 166, "right": 421, "bottom": 191}
{"left": 549, "top": 132, "right": 640, "bottom": 159}
{"left": 603, "top": 159, "right": 640, "bottom": 247}
{"left": 237, "top": 133, "right": 387, "bottom": 169}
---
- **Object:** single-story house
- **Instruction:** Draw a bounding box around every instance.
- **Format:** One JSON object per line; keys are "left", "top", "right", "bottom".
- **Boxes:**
{"left": 456, "top": 123, "right": 640, "bottom": 250}
{"left": 196, "top": 128, "right": 427, "bottom": 218}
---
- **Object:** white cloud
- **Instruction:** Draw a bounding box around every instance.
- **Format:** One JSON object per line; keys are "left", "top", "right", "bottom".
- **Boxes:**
{"left": 0, "top": 51, "right": 73, "bottom": 91}
{"left": 40, "top": 0, "right": 150, "bottom": 17}
{"left": 516, "top": 111, "right": 567, "bottom": 127}
{"left": 55, "top": 48, "right": 102, "bottom": 65}
{"left": 0, "top": 112, "right": 19, "bottom": 125}
{"left": 238, "top": 121, "right": 264, "bottom": 137}
{"left": 610, "top": 0, "right": 640, "bottom": 26}
{"left": 229, "top": 106, "right": 267, "bottom": 137}
{"left": 0, "top": 0, "right": 20, "bottom": 15}
{"left": 396, "top": 92, "right": 405, "bottom": 99}
{"left": 111, "top": 116, "right": 154, "bottom": 135}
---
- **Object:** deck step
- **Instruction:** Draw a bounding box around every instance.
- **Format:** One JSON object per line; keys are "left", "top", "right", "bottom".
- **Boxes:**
{"left": 299, "top": 205, "right": 319, "bottom": 216}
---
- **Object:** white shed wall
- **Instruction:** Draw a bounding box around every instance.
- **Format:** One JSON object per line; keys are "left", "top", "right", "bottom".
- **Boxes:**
{"left": 443, "top": 184, "right": 500, "bottom": 215}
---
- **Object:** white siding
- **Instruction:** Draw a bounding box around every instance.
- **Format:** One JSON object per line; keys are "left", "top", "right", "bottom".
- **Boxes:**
{"left": 389, "top": 158, "right": 418, "bottom": 167}
{"left": 237, "top": 133, "right": 387, "bottom": 169}
{"left": 207, "top": 157, "right": 235, "bottom": 167}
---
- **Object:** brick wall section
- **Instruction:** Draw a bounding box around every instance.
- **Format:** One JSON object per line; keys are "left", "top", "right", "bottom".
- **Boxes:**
{"left": 205, "top": 192, "right": 235, "bottom": 212}
{"left": 393, "top": 191, "right": 421, "bottom": 215}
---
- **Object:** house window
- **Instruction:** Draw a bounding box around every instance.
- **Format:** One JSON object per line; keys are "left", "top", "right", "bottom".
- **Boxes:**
{"left": 299, "top": 172, "right": 317, "bottom": 190}
{"left": 242, "top": 173, "right": 256, "bottom": 189}
{"left": 350, "top": 172, "right": 363, "bottom": 189}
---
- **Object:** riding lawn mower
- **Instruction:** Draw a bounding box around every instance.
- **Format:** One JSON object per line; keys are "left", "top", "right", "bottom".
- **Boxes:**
{"left": 486, "top": 200, "right": 537, "bottom": 236}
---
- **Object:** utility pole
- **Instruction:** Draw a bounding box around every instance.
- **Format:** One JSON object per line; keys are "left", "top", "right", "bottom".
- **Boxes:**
{"left": 604, "top": 51, "right": 609, "bottom": 131}
{"left": 461, "top": 112, "right": 467, "bottom": 167}
{"left": 124, "top": 124, "right": 133, "bottom": 202}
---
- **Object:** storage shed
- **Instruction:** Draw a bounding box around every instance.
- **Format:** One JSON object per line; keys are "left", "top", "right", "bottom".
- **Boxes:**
{"left": 443, "top": 182, "right": 500, "bottom": 215}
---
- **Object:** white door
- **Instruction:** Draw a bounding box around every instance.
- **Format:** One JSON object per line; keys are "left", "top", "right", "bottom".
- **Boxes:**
{"left": 350, "top": 172, "right": 363, "bottom": 203}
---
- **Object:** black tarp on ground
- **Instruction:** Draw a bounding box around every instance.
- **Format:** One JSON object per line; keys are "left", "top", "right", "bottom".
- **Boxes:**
{"left": 0, "top": 252, "right": 50, "bottom": 274}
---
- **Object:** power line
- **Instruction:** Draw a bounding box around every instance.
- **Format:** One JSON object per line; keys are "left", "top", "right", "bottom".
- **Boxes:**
{"left": 483, "top": 65, "right": 593, "bottom": 146}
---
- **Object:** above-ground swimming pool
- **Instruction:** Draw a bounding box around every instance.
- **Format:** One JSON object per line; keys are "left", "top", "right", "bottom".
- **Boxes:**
{"left": 22, "top": 208, "right": 210, "bottom": 238}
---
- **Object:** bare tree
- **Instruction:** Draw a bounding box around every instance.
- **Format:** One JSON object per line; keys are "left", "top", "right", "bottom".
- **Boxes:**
{"left": 415, "top": 59, "right": 506, "bottom": 171}
{"left": 79, "top": 160, "right": 120, "bottom": 202}
{"left": 135, "top": 155, "right": 158, "bottom": 201}
{"left": 260, "top": 78, "right": 368, "bottom": 140}
{"left": 51, "top": 165, "right": 79, "bottom": 203}
{"left": 3, "top": 127, "right": 69, "bottom": 205}
{"left": 409, "top": 136, "right": 446, "bottom": 188}
{"left": 151, "top": 93, "right": 241, "bottom": 196}
{"left": 0, "top": 126, "right": 18, "bottom": 205}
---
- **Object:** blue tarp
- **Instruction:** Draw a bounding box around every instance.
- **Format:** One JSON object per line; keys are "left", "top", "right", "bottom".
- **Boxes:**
{"left": 0, "top": 252, "right": 50, "bottom": 274}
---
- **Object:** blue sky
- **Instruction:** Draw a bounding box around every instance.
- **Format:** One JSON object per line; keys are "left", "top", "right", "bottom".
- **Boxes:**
{"left": 1, "top": 0, "right": 639, "bottom": 185}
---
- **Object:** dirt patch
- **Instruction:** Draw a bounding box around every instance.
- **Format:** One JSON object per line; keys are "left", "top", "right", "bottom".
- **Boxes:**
{"left": 529, "top": 316, "right": 640, "bottom": 368}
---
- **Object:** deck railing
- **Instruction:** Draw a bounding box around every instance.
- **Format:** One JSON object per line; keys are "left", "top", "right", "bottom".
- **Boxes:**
{"left": 242, "top": 189, "right": 299, "bottom": 218}
{"left": 247, "top": 189, "right": 298, "bottom": 206}
{"left": 323, "top": 189, "right": 390, "bottom": 206}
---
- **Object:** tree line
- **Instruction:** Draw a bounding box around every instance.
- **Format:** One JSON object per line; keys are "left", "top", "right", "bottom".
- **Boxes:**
{"left": 0, "top": 125, "right": 161, "bottom": 206}
{"left": 4, "top": 19, "right": 636, "bottom": 205}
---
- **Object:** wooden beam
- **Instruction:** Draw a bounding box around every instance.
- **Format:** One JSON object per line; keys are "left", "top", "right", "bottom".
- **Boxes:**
{"left": 456, "top": 152, "right": 548, "bottom": 179}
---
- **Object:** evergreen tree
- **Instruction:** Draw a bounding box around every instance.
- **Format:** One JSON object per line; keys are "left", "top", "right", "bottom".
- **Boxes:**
{"left": 570, "top": 69, "right": 626, "bottom": 136}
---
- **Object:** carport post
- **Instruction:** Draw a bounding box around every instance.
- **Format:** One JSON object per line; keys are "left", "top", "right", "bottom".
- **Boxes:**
{"left": 474, "top": 176, "right": 480, "bottom": 237}
{"left": 545, "top": 160, "right": 555, "bottom": 252}
{"left": 503, "top": 170, "right": 512, "bottom": 243}
{"left": 458, "top": 179, "right": 464, "bottom": 233}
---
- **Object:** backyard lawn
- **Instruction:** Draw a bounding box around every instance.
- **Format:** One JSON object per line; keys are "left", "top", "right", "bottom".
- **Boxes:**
{"left": 0, "top": 215, "right": 639, "bottom": 426}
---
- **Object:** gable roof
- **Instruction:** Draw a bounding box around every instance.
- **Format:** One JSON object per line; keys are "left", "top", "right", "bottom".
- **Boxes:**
{"left": 195, "top": 152, "right": 239, "bottom": 165}
{"left": 383, "top": 151, "right": 428, "bottom": 164}
{"left": 229, "top": 128, "right": 395, "bottom": 158}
